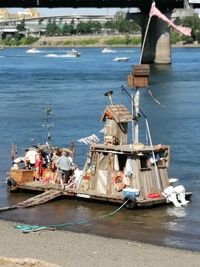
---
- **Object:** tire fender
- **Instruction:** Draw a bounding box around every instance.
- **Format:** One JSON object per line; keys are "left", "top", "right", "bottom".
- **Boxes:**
{"left": 124, "top": 194, "right": 137, "bottom": 209}
{"left": 7, "top": 177, "right": 17, "bottom": 192}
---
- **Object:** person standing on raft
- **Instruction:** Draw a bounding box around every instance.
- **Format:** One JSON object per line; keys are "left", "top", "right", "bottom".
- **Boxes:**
{"left": 56, "top": 149, "right": 72, "bottom": 189}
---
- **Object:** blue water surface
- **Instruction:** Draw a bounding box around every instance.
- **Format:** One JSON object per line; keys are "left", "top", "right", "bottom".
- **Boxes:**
{"left": 0, "top": 47, "right": 200, "bottom": 251}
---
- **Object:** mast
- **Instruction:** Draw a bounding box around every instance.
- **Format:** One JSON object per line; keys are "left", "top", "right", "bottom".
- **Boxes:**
{"left": 133, "top": 90, "right": 140, "bottom": 143}
{"left": 127, "top": 65, "right": 150, "bottom": 143}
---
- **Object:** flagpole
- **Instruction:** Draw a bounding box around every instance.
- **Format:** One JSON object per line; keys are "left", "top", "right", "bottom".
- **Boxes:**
{"left": 139, "top": 14, "right": 152, "bottom": 64}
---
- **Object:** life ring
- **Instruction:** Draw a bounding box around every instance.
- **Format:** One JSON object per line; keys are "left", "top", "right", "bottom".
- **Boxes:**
{"left": 112, "top": 172, "right": 125, "bottom": 192}
{"left": 124, "top": 195, "right": 137, "bottom": 209}
{"left": 6, "top": 177, "right": 18, "bottom": 192}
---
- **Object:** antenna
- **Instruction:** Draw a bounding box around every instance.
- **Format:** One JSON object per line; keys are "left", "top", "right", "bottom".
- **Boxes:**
{"left": 104, "top": 90, "right": 113, "bottom": 105}
{"left": 42, "top": 108, "right": 54, "bottom": 145}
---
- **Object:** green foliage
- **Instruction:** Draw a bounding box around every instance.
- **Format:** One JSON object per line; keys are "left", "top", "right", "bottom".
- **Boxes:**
{"left": 61, "top": 23, "right": 76, "bottom": 35}
{"left": 0, "top": 36, "right": 38, "bottom": 46}
{"left": 180, "top": 14, "right": 200, "bottom": 43}
{"left": 19, "top": 36, "right": 38, "bottom": 45}
{"left": 170, "top": 30, "right": 181, "bottom": 44}
{"left": 104, "top": 17, "right": 140, "bottom": 34}
{"left": 76, "top": 21, "right": 101, "bottom": 34}
{"left": 181, "top": 14, "right": 200, "bottom": 30}
{"left": 16, "top": 19, "right": 25, "bottom": 32}
{"left": 44, "top": 11, "right": 140, "bottom": 37}
{"left": 45, "top": 22, "right": 59, "bottom": 36}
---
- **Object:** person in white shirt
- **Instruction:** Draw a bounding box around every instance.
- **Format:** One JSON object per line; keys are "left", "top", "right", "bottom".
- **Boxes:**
{"left": 24, "top": 148, "right": 37, "bottom": 169}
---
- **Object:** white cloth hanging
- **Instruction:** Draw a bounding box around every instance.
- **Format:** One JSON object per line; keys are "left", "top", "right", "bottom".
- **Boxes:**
{"left": 124, "top": 157, "right": 133, "bottom": 177}
{"left": 114, "top": 154, "right": 119, "bottom": 171}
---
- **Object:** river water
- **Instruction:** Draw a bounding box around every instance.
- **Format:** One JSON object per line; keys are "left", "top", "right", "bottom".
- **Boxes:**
{"left": 0, "top": 47, "right": 200, "bottom": 251}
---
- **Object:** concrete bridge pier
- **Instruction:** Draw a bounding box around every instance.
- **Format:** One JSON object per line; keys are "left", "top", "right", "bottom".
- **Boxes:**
{"left": 141, "top": 13, "right": 171, "bottom": 64}
{"left": 129, "top": 11, "right": 172, "bottom": 64}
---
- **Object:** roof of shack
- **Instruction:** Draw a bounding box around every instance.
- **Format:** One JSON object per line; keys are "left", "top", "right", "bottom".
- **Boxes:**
{"left": 101, "top": 104, "right": 132, "bottom": 123}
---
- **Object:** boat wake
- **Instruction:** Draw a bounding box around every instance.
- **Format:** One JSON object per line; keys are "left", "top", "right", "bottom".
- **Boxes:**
{"left": 122, "top": 50, "right": 135, "bottom": 53}
{"left": 101, "top": 48, "right": 116, "bottom": 53}
{"left": 45, "top": 54, "right": 79, "bottom": 58}
{"left": 26, "top": 48, "right": 41, "bottom": 54}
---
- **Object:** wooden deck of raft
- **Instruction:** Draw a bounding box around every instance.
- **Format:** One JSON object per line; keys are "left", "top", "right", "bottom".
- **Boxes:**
{"left": 0, "top": 181, "right": 172, "bottom": 213}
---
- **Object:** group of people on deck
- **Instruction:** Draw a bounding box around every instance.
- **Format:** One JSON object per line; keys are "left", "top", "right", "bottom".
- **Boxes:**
{"left": 11, "top": 146, "right": 76, "bottom": 189}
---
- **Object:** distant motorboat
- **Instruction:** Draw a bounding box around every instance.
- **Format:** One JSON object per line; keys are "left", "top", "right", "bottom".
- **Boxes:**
{"left": 66, "top": 49, "right": 81, "bottom": 57}
{"left": 113, "top": 57, "right": 130, "bottom": 62}
{"left": 26, "top": 48, "right": 41, "bottom": 54}
{"left": 102, "top": 48, "right": 116, "bottom": 53}
{"left": 0, "top": 47, "right": 4, "bottom": 50}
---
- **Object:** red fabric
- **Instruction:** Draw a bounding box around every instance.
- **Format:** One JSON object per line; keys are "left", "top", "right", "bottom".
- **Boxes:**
{"left": 150, "top": 2, "right": 191, "bottom": 37}
{"left": 147, "top": 193, "right": 160, "bottom": 199}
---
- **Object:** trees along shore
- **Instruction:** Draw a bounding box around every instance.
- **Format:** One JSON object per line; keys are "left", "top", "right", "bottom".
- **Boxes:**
{"left": 1, "top": 13, "right": 200, "bottom": 47}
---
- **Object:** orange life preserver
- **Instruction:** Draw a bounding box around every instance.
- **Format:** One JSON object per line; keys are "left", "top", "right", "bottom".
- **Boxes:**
{"left": 112, "top": 172, "right": 125, "bottom": 192}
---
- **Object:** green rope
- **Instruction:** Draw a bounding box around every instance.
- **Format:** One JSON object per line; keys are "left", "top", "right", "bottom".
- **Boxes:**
{"left": 14, "top": 200, "right": 128, "bottom": 233}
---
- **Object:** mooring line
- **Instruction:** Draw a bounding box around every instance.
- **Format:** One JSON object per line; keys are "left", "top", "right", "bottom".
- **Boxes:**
{"left": 14, "top": 200, "right": 128, "bottom": 233}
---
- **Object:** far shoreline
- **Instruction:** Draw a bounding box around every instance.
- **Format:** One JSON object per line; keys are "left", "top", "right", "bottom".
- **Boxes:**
{"left": 2, "top": 43, "right": 200, "bottom": 48}
{"left": 2, "top": 34, "right": 200, "bottom": 48}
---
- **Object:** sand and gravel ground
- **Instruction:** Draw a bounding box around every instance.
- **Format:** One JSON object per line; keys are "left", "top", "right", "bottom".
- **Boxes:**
{"left": 0, "top": 219, "right": 200, "bottom": 267}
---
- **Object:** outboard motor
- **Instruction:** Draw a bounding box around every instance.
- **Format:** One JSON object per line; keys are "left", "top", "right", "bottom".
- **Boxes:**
{"left": 174, "top": 185, "right": 189, "bottom": 206}
{"left": 163, "top": 186, "right": 182, "bottom": 207}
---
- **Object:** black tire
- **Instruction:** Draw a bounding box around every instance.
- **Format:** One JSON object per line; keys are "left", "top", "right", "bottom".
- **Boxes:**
{"left": 124, "top": 195, "right": 137, "bottom": 209}
{"left": 7, "top": 177, "right": 17, "bottom": 192}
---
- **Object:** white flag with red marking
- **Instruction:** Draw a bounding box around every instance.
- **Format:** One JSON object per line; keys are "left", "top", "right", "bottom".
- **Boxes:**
{"left": 150, "top": 2, "right": 192, "bottom": 36}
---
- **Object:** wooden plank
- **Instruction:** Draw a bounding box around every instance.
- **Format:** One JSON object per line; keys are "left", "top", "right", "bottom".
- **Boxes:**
{"left": 17, "top": 190, "right": 63, "bottom": 208}
{"left": 0, "top": 190, "right": 63, "bottom": 212}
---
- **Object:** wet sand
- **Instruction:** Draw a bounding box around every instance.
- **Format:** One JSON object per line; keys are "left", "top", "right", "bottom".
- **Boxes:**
{"left": 0, "top": 219, "right": 200, "bottom": 267}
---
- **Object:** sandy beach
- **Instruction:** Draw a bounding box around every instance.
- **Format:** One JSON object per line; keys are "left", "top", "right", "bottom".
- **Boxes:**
{"left": 0, "top": 219, "right": 199, "bottom": 267}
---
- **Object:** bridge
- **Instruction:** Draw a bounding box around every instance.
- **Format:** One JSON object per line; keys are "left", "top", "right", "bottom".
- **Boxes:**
{"left": 0, "top": 0, "right": 199, "bottom": 63}
{"left": 0, "top": 1, "right": 185, "bottom": 10}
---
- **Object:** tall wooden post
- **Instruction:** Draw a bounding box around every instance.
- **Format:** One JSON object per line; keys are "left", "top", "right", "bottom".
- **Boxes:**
{"left": 128, "top": 65, "right": 150, "bottom": 143}
{"left": 133, "top": 90, "right": 140, "bottom": 143}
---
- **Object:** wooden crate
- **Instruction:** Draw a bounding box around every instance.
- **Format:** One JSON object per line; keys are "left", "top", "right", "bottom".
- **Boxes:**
{"left": 10, "top": 169, "right": 34, "bottom": 183}
{"left": 128, "top": 75, "right": 148, "bottom": 88}
{"left": 127, "top": 74, "right": 134, "bottom": 87}
{"left": 132, "top": 64, "right": 150, "bottom": 77}
{"left": 133, "top": 77, "right": 148, "bottom": 87}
